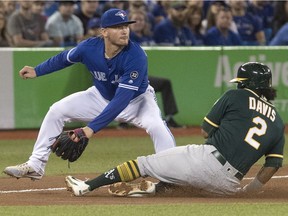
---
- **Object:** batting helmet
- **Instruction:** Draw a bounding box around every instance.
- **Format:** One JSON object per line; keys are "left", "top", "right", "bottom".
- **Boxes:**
{"left": 230, "top": 62, "right": 272, "bottom": 90}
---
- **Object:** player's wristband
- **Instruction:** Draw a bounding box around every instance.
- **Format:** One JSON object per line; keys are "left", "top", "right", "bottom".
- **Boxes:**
{"left": 243, "top": 178, "right": 264, "bottom": 192}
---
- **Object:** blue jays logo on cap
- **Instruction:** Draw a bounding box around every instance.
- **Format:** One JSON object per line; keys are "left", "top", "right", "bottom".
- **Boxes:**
{"left": 115, "top": 11, "right": 126, "bottom": 20}
{"left": 101, "top": 8, "right": 136, "bottom": 28}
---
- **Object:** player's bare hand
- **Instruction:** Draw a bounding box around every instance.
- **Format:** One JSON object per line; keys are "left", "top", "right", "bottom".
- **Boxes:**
{"left": 19, "top": 66, "right": 37, "bottom": 79}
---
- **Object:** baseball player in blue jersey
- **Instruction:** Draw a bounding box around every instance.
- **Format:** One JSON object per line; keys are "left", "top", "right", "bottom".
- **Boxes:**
{"left": 63, "top": 62, "right": 285, "bottom": 197}
{"left": 3, "top": 8, "right": 176, "bottom": 180}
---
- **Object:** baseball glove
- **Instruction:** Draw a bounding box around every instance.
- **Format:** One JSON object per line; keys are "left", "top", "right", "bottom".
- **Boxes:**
{"left": 50, "top": 128, "right": 89, "bottom": 162}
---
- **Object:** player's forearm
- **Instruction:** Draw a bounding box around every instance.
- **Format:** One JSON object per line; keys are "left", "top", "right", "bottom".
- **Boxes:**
{"left": 201, "top": 129, "right": 209, "bottom": 139}
{"left": 35, "top": 50, "right": 72, "bottom": 76}
{"left": 255, "top": 166, "right": 279, "bottom": 184}
{"left": 243, "top": 166, "right": 279, "bottom": 192}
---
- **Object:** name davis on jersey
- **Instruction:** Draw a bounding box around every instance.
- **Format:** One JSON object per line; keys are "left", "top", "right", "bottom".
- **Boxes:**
{"left": 249, "top": 97, "right": 276, "bottom": 122}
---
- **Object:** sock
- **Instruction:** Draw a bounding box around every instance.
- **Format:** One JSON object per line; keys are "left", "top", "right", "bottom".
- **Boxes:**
{"left": 116, "top": 159, "right": 140, "bottom": 181}
{"left": 85, "top": 160, "right": 140, "bottom": 191}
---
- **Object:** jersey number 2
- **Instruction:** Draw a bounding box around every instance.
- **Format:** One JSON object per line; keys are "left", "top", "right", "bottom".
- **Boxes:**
{"left": 244, "top": 116, "right": 267, "bottom": 150}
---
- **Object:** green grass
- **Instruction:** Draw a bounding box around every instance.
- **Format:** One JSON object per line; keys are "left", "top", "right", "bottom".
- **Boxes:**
{"left": 1, "top": 134, "right": 288, "bottom": 216}
{"left": 1, "top": 203, "right": 288, "bottom": 216}
{"left": 0, "top": 134, "right": 284, "bottom": 176}
{"left": 0, "top": 136, "right": 205, "bottom": 175}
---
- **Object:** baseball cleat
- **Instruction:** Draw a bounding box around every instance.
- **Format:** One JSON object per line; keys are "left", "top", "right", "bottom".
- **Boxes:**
{"left": 108, "top": 180, "right": 156, "bottom": 197}
{"left": 3, "top": 162, "right": 42, "bottom": 180}
{"left": 65, "top": 175, "right": 91, "bottom": 196}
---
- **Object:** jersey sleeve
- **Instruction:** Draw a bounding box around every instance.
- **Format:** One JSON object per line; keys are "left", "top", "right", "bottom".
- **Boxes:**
{"left": 35, "top": 44, "right": 84, "bottom": 76}
{"left": 118, "top": 48, "right": 147, "bottom": 91}
{"left": 45, "top": 19, "right": 62, "bottom": 38}
{"left": 7, "top": 14, "right": 21, "bottom": 36}
{"left": 264, "top": 132, "right": 285, "bottom": 168}
{"left": 35, "top": 49, "right": 73, "bottom": 76}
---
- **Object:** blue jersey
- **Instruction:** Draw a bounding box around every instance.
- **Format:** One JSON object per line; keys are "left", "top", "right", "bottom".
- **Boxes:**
{"left": 233, "top": 13, "right": 263, "bottom": 44}
{"left": 247, "top": 2, "right": 274, "bottom": 29}
{"left": 35, "top": 37, "right": 149, "bottom": 132}
{"left": 269, "top": 23, "right": 288, "bottom": 46}
{"left": 204, "top": 27, "right": 242, "bottom": 46}
{"left": 130, "top": 31, "right": 155, "bottom": 46}
{"left": 153, "top": 19, "right": 196, "bottom": 46}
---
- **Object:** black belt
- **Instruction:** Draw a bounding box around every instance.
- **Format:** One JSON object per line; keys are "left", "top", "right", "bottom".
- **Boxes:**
{"left": 211, "top": 150, "right": 243, "bottom": 181}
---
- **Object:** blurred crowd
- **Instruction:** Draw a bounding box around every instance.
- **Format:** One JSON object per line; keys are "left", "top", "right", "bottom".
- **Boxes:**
{"left": 0, "top": 0, "right": 288, "bottom": 48}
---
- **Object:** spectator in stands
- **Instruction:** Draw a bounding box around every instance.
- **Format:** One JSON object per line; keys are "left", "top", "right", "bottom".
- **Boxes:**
{"left": 153, "top": 1, "right": 196, "bottom": 46}
{"left": 2, "top": 0, "right": 16, "bottom": 19}
{"left": 194, "top": 0, "right": 210, "bottom": 18}
{"left": 43, "top": 1, "right": 59, "bottom": 17}
{"left": 102, "top": 0, "right": 128, "bottom": 12}
{"left": 247, "top": 0, "right": 274, "bottom": 43}
{"left": 129, "top": 9, "right": 155, "bottom": 46}
{"left": 31, "top": 1, "right": 48, "bottom": 23}
{"left": 128, "top": 0, "right": 155, "bottom": 31}
{"left": 186, "top": 0, "right": 205, "bottom": 19}
{"left": 187, "top": 0, "right": 204, "bottom": 10}
{"left": 269, "top": 23, "right": 288, "bottom": 46}
{"left": 247, "top": 0, "right": 274, "bottom": 29}
{"left": 83, "top": 17, "right": 101, "bottom": 39}
{"left": 201, "top": 0, "right": 238, "bottom": 35}
{"left": 187, "top": 5, "right": 205, "bottom": 45}
{"left": 229, "top": 0, "right": 266, "bottom": 45}
{"left": 0, "top": 13, "right": 10, "bottom": 47}
{"left": 74, "top": 0, "right": 100, "bottom": 35}
{"left": 31, "top": 1, "right": 46, "bottom": 17}
{"left": 271, "top": 1, "right": 288, "bottom": 38}
{"left": 151, "top": 1, "right": 170, "bottom": 25}
{"left": 204, "top": 7, "right": 242, "bottom": 46}
{"left": 7, "top": 0, "right": 52, "bottom": 47}
{"left": 45, "top": 1, "right": 84, "bottom": 47}
{"left": 0, "top": 2, "right": 4, "bottom": 14}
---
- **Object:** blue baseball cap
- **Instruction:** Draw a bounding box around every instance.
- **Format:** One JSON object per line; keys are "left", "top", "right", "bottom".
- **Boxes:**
{"left": 101, "top": 8, "right": 136, "bottom": 28}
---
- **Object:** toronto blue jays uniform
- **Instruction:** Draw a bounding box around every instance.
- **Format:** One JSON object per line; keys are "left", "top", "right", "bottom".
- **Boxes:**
{"left": 28, "top": 37, "right": 176, "bottom": 175}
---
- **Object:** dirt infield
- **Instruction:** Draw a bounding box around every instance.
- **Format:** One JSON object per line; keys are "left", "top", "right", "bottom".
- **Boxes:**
{"left": 1, "top": 127, "right": 288, "bottom": 205}
{"left": 1, "top": 167, "right": 288, "bottom": 206}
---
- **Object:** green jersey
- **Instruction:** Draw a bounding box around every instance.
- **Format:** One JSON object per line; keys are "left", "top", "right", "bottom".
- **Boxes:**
{"left": 202, "top": 88, "right": 285, "bottom": 175}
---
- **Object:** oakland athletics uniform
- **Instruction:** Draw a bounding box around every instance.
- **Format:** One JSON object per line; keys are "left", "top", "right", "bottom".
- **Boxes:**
{"left": 137, "top": 88, "right": 285, "bottom": 195}
{"left": 28, "top": 37, "right": 176, "bottom": 175}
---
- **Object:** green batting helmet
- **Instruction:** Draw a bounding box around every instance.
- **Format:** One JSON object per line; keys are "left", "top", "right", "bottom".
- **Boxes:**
{"left": 230, "top": 62, "right": 272, "bottom": 90}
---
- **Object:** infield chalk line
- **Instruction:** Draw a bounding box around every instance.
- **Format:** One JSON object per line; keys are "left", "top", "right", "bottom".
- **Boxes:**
{"left": 0, "top": 187, "right": 66, "bottom": 194}
{"left": 1, "top": 175, "right": 288, "bottom": 194}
